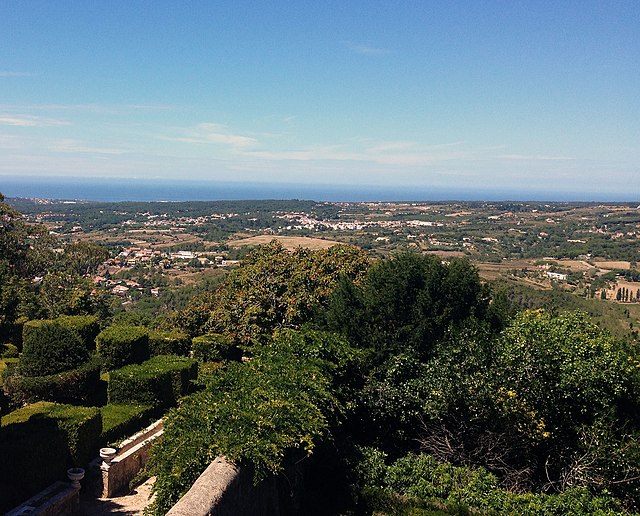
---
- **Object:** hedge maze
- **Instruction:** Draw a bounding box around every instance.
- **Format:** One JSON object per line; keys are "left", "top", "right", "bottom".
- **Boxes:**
{"left": 0, "top": 318, "right": 216, "bottom": 513}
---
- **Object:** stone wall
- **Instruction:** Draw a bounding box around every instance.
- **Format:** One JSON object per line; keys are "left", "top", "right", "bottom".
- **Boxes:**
{"left": 5, "top": 481, "right": 79, "bottom": 516}
{"left": 167, "top": 457, "right": 283, "bottom": 516}
{"left": 86, "top": 418, "right": 164, "bottom": 498}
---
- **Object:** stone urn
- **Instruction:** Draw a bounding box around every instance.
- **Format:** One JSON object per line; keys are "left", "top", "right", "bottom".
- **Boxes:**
{"left": 67, "top": 467, "right": 85, "bottom": 489}
{"left": 100, "top": 447, "right": 117, "bottom": 469}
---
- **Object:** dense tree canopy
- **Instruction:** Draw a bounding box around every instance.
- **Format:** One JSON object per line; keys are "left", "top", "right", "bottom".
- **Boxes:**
{"left": 178, "top": 241, "right": 370, "bottom": 343}
{"left": 322, "top": 252, "right": 489, "bottom": 362}
{"left": 0, "top": 194, "right": 112, "bottom": 341}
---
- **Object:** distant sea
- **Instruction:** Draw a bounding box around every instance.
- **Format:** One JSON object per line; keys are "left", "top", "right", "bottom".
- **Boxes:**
{"left": 0, "top": 175, "right": 637, "bottom": 203}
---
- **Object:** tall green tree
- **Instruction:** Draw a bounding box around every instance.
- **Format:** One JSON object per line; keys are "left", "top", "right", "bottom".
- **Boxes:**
{"left": 323, "top": 253, "right": 488, "bottom": 362}
{"left": 203, "top": 241, "right": 369, "bottom": 343}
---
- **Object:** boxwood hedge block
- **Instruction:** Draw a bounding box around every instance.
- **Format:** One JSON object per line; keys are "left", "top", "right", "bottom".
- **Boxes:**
{"left": 0, "top": 358, "right": 19, "bottom": 388}
{"left": 100, "top": 403, "right": 155, "bottom": 445}
{"left": 0, "top": 316, "right": 27, "bottom": 352}
{"left": 0, "top": 404, "right": 67, "bottom": 513}
{"left": 108, "top": 355, "right": 197, "bottom": 408}
{"left": 21, "top": 319, "right": 50, "bottom": 343}
{"left": 4, "top": 356, "right": 101, "bottom": 405}
{"left": 96, "top": 325, "right": 149, "bottom": 371}
{"left": 191, "top": 333, "right": 241, "bottom": 362}
{"left": 149, "top": 330, "right": 191, "bottom": 357}
{"left": 0, "top": 342, "right": 18, "bottom": 358}
{"left": 20, "top": 320, "right": 89, "bottom": 376}
{"left": 0, "top": 401, "right": 102, "bottom": 510}
{"left": 56, "top": 315, "right": 100, "bottom": 350}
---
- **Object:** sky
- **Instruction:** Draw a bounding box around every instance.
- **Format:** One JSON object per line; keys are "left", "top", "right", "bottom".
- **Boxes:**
{"left": 1, "top": 1, "right": 639, "bottom": 198}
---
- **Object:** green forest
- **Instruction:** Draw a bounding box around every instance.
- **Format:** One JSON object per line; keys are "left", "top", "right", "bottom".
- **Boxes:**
{"left": 2, "top": 192, "right": 640, "bottom": 515}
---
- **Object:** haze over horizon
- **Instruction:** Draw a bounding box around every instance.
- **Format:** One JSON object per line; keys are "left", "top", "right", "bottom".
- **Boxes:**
{"left": 1, "top": 1, "right": 638, "bottom": 199}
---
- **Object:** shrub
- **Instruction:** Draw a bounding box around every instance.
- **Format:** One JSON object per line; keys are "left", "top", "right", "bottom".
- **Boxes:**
{"left": 100, "top": 403, "right": 155, "bottom": 445}
{"left": 350, "top": 450, "right": 622, "bottom": 515}
{"left": 0, "top": 407, "right": 67, "bottom": 512}
{"left": 0, "top": 343, "right": 19, "bottom": 358}
{"left": 191, "top": 333, "right": 240, "bottom": 362}
{"left": 0, "top": 358, "right": 19, "bottom": 389}
{"left": 96, "top": 325, "right": 149, "bottom": 371}
{"left": 4, "top": 356, "right": 101, "bottom": 405}
{"left": 149, "top": 330, "right": 191, "bottom": 357}
{"left": 56, "top": 314, "right": 100, "bottom": 350}
{"left": 0, "top": 401, "right": 102, "bottom": 512}
{"left": 108, "top": 355, "right": 197, "bottom": 408}
{"left": 147, "top": 330, "right": 344, "bottom": 514}
{"left": 1, "top": 401, "right": 102, "bottom": 466}
{"left": 0, "top": 316, "right": 27, "bottom": 351}
{"left": 21, "top": 318, "right": 49, "bottom": 344}
{"left": 20, "top": 320, "right": 89, "bottom": 376}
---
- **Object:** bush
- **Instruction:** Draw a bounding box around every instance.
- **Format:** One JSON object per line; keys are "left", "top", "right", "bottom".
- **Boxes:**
{"left": 100, "top": 403, "right": 155, "bottom": 445}
{"left": 56, "top": 315, "right": 100, "bottom": 350}
{"left": 0, "top": 407, "right": 67, "bottom": 512}
{"left": 0, "top": 358, "right": 19, "bottom": 388}
{"left": 0, "top": 343, "right": 18, "bottom": 358}
{"left": 147, "top": 330, "right": 344, "bottom": 514}
{"left": 1, "top": 401, "right": 102, "bottom": 466}
{"left": 4, "top": 356, "right": 101, "bottom": 405}
{"left": 149, "top": 330, "right": 191, "bottom": 357}
{"left": 191, "top": 333, "right": 240, "bottom": 362}
{"left": 21, "top": 318, "right": 49, "bottom": 344}
{"left": 108, "top": 355, "right": 197, "bottom": 408}
{"left": 20, "top": 320, "right": 89, "bottom": 376}
{"left": 0, "top": 401, "right": 102, "bottom": 512}
{"left": 0, "top": 316, "right": 27, "bottom": 351}
{"left": 96, "top": 325, "right": 149, "bottom": 371}
{"left": 351, "top": 450, "right": 622, "bottom": 515}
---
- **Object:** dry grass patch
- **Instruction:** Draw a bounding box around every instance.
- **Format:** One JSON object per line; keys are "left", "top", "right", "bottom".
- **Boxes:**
{"left": 229, "top": 235, "right": 343, "bottom": 250}
{"left": 593, "top": 261, "right": 632, "bottom": 270}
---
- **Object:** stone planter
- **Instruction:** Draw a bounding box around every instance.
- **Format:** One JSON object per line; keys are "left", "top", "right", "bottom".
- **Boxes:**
{"left": 67, "top": 468, "right": 85, "bottom": 489}
{"left": 100, "top": 447, "right": 117, "bottom": 470}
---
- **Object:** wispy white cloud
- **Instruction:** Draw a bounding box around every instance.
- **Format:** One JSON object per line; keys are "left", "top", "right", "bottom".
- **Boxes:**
{"left": 48, "top": 139, "right": 128, "bottom": 155}
{"left": 346, "top": 42, "right": 391, "bottom": 55}
{"left": 161, "top": 123, "right": 258, "bottom": 149}
{"left": 499, "top": 154, "right": 576, "bottom": 161}
{"left": 0, "top": 103, "right": 175, "bottom": 114}
{"left": 0, "top": 71, "right": 33, "bottom": 77}
{"left": 244, "top": 139, "right": 466, "bottom": 166}
{"left": 0, "top": 115, "right": 69, "bottom": 127}
{"left": 367, "top": 141, "right": 418, "bottom": 153}
{"left": 0, "top": 134, "right": 24, "bottom": 149}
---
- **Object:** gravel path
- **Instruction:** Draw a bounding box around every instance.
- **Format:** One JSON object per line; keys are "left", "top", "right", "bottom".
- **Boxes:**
{"left": 78, "top": 476, "right": 156, "bottom": 515}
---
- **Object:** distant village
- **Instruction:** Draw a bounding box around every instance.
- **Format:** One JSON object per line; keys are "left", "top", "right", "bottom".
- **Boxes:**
{"left": 13, "top": 198, "right": 640, "bottom": 306}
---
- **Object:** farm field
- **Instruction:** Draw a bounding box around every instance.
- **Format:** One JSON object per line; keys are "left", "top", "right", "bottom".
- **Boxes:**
{"left": 229, "top": 235, "right": 343, "bottom": 250}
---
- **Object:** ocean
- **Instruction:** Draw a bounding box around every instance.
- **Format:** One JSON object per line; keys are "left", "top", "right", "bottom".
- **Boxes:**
{"left": 0, "top": 175, "right": 636, "bottom": 203}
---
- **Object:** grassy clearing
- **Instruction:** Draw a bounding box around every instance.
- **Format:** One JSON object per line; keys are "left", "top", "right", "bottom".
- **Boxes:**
{"left": 229, "top": 235, "right": 343, "bottom": 250}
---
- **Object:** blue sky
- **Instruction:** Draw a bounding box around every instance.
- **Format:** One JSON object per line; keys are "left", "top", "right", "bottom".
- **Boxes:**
{"left": 1, "top": 1, "right": 638, "bottom": 197}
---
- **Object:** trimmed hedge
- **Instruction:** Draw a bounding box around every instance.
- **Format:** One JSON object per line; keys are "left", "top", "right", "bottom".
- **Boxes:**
{"left": 191, "top": 333, "right": 240, "bottom": 362}
{"left": 149, "top": 330, "right": 191, "bottom": 357}
{"left": 0, "top": 358, "right": 19, "bottom": 388}
{"left": 0, "top": 316, "right": 26, "bottom": 350}
{"left": 0, "top": 401, "right": 102, "bottom": 512}
{"left": 100, "top": 403, "right": 155, "bottom": 445}
{"left": 56, "top": 315, "right": 100, "bottom": 350}
{"left": 1, "top": 401, "right": 102, "bottom": 466}
{"left": 96, "top": 325, "right": 149, "bottom": 371}
{"left": 21, "top": 319, "right": 49, "bottom": 345}
{"left": 4, "top": 356, "right": 101, "bottom": 405}
{"left": 20, "top": 320, "right": 89, "bottom": 376}
{"left": 0, "top": 342, "right": 19, "bottom": 358}
{"left": 108, "top": 355, "right": 197, "bottom": 408}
